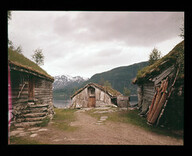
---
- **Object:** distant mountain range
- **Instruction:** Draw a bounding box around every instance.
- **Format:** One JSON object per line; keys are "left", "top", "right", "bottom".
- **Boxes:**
{"left": 53, "top": 61, "right": 148, "bottom": 100}
{"left": 53, "top": 75, "right": 88, "bottom": 90}
{"left": 53, "top": 75, "right": 88, "bottom": 100}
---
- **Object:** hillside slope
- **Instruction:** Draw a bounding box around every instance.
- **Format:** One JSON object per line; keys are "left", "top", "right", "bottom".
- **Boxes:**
{"left": 84, "top": 61, "right": 148, "bottom": 95}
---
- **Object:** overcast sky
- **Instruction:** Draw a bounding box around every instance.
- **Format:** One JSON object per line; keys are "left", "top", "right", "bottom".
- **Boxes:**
{"left": 8, "top": 11, "right": 184, "bottom": 78}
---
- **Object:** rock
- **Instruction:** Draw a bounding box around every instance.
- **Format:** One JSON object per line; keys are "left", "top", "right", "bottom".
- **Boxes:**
{"left": 100, "top": 118, "right": 106, "bottom": 121}
{"left": 24, "top": 116, "right": 47, "bottom": 122}
{"left": 10, "top": 130, "right": 24, "bottom": 136}
{"left": 14, "top": 121, "right": 43, "bottom": 128}
{"left": 30, "top": 134, "right": 38, "bottom": 138}
{"left": 38, "top": 128, "right": 48, "bottom": 132}
{"left": 23, "top": 112, "right": 47, "bottom": 118}
{"left": 29, "top": 104, "right": 49, "bottom": 108}
{"left": 28, "top": 102, "right": 35, "bottom": 105}
{"left": 16, "top": 128, "right": 25, "bottom": 131}
{"left": 95, "top": 122, "right": 103, "bottom": 125}
{"left": 18, "top": 132, "right": 29, "bottom": 137}
{"left": 53, "top": 139, "right": 63, "bottom": 142}
{"left": 100, "top": 116, "right": 108, "bottom": 121}
{"left": 93, "top": 110, "right": 115, "bottom": 114}
{"left": 100, "top": 116, "right": 108, "bottom": 119}
{"left": 97, "top": 120, "right": 103, "bottom": 123}
{"left": 128, "top": 107, "right": 137, "bottom": 110}
{"left": 28, "top": 127, "right": 40, "bottom": 131}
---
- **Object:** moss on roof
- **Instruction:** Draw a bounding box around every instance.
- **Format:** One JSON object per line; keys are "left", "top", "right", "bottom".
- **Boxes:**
{"left": 71, "top": 82, "right": 122, "bottom": 99}
{"left": 93, "top": 83, "right": 122, "bottom": 97}
{"left": 8, "top": 48, "right": 54, "bottom": 81}
{"left": 135, "top": 40, "right": 184, "bottom": 84}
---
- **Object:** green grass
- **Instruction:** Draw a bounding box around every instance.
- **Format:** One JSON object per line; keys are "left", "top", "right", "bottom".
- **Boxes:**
{"left": 36, "top": 117, "right": 50, "bottom": 127}
{"left": 51, "top": 108, "right": 78, "bottom": 131}
{"left": 9, "top": 136, "right": 42, "bottom": 145}
{"left": 86, "top": 109, "right": 183, "bottom": 139}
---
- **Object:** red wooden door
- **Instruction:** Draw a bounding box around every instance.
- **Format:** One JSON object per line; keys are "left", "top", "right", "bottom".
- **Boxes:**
{"left": 88, "top": 96, "right": 95, "bottom": 107}
{"left": 28, "top": 76, "right": 34, "bottom": 101}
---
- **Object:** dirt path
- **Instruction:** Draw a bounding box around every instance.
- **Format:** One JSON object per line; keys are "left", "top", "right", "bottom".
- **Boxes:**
{"left": 10, "top": 108, "right": 183, "bottom": 145}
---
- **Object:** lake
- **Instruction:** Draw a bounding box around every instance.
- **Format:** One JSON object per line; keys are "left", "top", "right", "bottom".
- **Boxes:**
{"left": 129, "top": 95, "right": 138, "bottom": 107}
{"left": 53, "top": 96, "right": 138, "bottom": 108}
{"left": 53, "top": 99, "right": 71, "bottom": 108}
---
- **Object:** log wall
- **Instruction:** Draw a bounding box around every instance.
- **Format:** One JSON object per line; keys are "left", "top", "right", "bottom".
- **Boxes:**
{"left": 10, "top": 70, "right": 54, "bottom": 127}
{"left": 139, "top": 82, "right": 155, "bottom": 116}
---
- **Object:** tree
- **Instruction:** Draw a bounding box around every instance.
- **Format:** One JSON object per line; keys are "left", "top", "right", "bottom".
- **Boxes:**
{"left": 8, "top": 40, "right": 14, "bottom": 50}
{"left": 148, "top": 48, "right": 162, "bottom": 65}
{"left": 32, "top": 48, "right": 44, "bottom": 66}
{"left": 123, "top": 87, "right": 131, "bottom": 96}
{"left": 179, "top": 23, "right": 184, "bottom": 39}
{"left": 8, "top": 40, "right": 22, "bottom": 54}
{"left": 8, "top": 11, "right": 11, "bottom": 21}
{"left": 15, "top": 45, "right": 22, "bottom": 54}
{"left": 8, "top": 11, "right": 23, "bottom": 55}
{"left": 104, "top": 80, "right": 112, "bottom": 88}
{"left": 99, "top": 77, "right": 105, "bottom": 86}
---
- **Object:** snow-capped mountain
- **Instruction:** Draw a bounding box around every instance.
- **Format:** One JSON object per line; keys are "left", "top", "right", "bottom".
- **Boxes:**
{"left": 53, "top": 75, "right": 88, "bottom": 90}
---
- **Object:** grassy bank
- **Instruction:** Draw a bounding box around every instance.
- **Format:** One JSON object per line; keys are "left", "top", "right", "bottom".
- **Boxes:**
{"left": 86, "top": 108, "right": 183, "bottom": 139}
{"left": 51, "top": 108, "right": 78, "bottom": 132}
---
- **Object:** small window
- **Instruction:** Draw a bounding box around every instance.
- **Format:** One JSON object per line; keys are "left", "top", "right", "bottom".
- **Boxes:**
{"left": 91, "top": 88, "right": 95, "bottom": 94}
{"left": 88, "top": 86, "right": 95, "bottom": 96}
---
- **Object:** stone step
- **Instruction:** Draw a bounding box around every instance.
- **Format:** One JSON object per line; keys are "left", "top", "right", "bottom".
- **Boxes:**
{"left": 23, "top": 112, "right": 47, "bottom": 118}
{"left": 26, "top": 116, "right": 47, "bottom": 122}
{"left": 28, "top": 104, "right": 49, "bottom": 108}
{"left": 28, "top": 102, "right": 35, "bottom": 105}
{"left": 14, "top": 121, "right": 43, "bottom": 128}
{"left": 22, "top": 107, "right": 48, "bottom": 114}
{"left": 16, "top": 116, "right": 47, "bottom": 122}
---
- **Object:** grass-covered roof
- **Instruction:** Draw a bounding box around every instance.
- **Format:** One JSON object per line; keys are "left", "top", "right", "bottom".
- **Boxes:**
{"left": 134, "top": 40, "right": 184, "bottom": 84}
{"left": 8, "top": 48, "right": 54, "bottom": 81}
{"left": 71, "top": 82, "right": 122, "bottom": 99}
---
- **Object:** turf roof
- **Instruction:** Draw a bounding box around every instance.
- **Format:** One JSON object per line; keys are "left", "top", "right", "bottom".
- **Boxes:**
{"left": 71, "top": 82, "right": 122, "bottom": 99}
{"left": 8, "top": 48, "right": 54, "bottom": 81}
{"left": 134, "top": 40, "right": 184, "bottom": 84}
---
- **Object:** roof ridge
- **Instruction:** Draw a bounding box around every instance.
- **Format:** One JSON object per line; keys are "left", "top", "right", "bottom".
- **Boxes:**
{"left": 71, "top": 82, "right": 122, "bottom": 99}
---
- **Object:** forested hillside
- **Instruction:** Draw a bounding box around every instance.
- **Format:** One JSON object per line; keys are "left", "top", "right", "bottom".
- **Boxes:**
{"left": 84, "top": 61, "right": 148, "bottom": 95}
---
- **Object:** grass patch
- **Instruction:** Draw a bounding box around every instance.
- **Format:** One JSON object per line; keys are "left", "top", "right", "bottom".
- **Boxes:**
{"left": 87, "top": 108, "right": 183, "bottom": 139}
{"left": 10, "top": 136, "right": 42, "bottom": 145}
{"left": 51, "top": 108, "right": 78, "bottom": 132}
{"left": 36, "top": 117, "right": 50, "bottom": 127}
{"left": 115, "top": 110, "right": 183, "bottom": 139}
{"left": 86, "top": 109, "right": 102, "bottom": 120}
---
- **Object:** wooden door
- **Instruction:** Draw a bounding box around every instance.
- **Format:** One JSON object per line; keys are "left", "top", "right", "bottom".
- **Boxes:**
{"left": 88, "top": 96, "right": 96, "bottom": 107}
{"left": 28, "top": 76, "right": 34, "bottom": 101}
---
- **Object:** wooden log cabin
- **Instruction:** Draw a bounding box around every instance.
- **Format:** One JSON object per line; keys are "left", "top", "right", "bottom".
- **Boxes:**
{"left": 8, "top": 48, "right": 55, "bottom": 127}
{"left": 70, "top": 82, "right": 129, "bottom": 108}
{"left": 133, "top": 40, "right": 184, "bottom": 128}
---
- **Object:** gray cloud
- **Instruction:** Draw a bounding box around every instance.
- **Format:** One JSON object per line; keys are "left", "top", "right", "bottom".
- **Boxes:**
{"left": 8, "top": 11, "right": 184, "bottom": 78}
{"left": 53, "top": 12, "right": 184, "bottom": 47}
